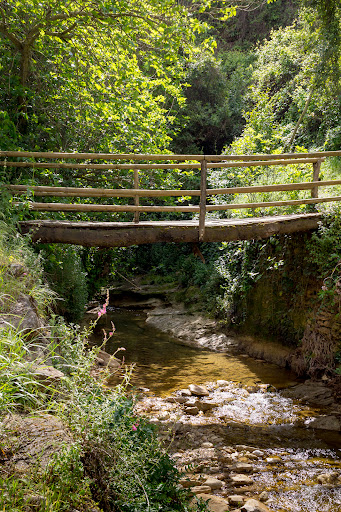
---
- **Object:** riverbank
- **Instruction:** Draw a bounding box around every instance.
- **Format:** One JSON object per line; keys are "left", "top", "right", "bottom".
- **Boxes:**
{"left": 104, "top": 278, "right": 341, "bottom": 404}
{"left": 0, "top": 226, "right": 206, "bottom": 512}
{"left": 135, "top": 380, "right": 341, "bottom": 512}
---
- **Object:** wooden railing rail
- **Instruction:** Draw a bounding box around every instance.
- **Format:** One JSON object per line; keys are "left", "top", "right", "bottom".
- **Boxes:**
{"left": 2, "top": 150, "right": 341, "bottom": 242}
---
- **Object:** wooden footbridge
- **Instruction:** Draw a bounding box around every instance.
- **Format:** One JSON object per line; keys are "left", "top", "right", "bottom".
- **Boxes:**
{"left": 2, "top": 150, "right": 341, "bottom": 247}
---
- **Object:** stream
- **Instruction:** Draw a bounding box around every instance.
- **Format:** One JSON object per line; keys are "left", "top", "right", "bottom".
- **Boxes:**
{"left": 92, "top": 307, "right": 341, "bottom": 512}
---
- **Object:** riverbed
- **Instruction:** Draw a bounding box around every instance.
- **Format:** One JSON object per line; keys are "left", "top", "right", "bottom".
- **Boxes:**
{"left": 91, "top": 307, "right": 341, "bottom": 512}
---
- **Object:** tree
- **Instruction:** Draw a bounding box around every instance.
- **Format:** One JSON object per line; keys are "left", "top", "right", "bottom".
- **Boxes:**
{"left": 0, "top": 0, "right": 253, "bottom": 152}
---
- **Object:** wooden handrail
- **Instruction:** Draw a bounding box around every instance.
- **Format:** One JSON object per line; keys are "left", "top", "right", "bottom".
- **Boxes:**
{"left": 3, "top": 151, "right": 341, "bottom": 243}
{"left": 1, "top": 149, "right": 341, "bottom": 160}
{"left": 7, "top": 179, "right": 341, "bottom": 197}
{"left": 0, "top": 157, "right": 324, "bottom": 170}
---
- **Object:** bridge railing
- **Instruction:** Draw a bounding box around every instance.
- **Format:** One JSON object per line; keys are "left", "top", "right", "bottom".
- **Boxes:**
{"left": 2, "top": 150, "right": 341, "bottom": 241}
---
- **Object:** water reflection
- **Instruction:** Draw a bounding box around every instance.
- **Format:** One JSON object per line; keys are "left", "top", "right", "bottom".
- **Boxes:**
{"left": 92, "top": 309, "right": 299, "bottom": 396}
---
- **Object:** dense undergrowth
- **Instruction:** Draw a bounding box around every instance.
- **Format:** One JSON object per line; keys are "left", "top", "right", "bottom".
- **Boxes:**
{"left": 127, "top": 204, "right": 341, "bottom": 377}
{"left": 0, "top": 223, "right": 209, "bottom": 512}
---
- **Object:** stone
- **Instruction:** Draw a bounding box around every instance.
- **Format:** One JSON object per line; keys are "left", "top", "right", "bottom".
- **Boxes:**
{"left": 165, "top": 396, "right": 188, "bottom": 404}
{"left": 252, "top": 450, "right": 264, "bottom": 457}
{"left": 228, "top": 495, "right": 245, "bottom": 506}
{"left": 281, "top": 381, "right": 334, "bottom": 406}
{"left": 230, "top": 474, "right": 254, "bottom": 486}
{"left": 179, "top": 477, "right": 201, "bottom": 488}
{"left": 1, "top": 414, "right": 72, "bottom": 473}
{"left": 195, "top": 400, "right": 219, "bottom": 412}
{"left": 317, "top": 472, "right": 339, "bottom": 484}
{"left": 189, "top": 384, "right": 209, "bottom": 396}
{"left": 96, "top": 349, "right": 121, "bottom": 370}
{"left": 217, "top": 380, "right": 230, "bottom": 387}
{"left": 146, "top": 308, "right": 237, "bottom": 352}
{"left": 24, "top": 495, "right": 46, "bottom": 507}
{"left": 265, "top": 456, "right": 281, "bottom": 464}
{"left": 195, "top": 494, "right": 230, "bottom": 512}
{"left": 306, "top": 415, "right": 341, "bottom": 431}
{"left": 202, "top": 442, "right": 214, "bottom": 448}
{"left": 157, "top": 411, "right": 170, "bottom": 420}
{"left": 191, "top": 485, "right": 212, "bottom": 495}
{"left": 32, "top": 365, "right": 65, "bottom": 383}
{"left": 0, "top": 294, "right": 43, "bottom": 336}
{"left": 258, "top": 491, "right": 269, "bottom": 502}
{"left": 241, "top": 499, "right": 271, "bottom": 512}
{"left": 179, "top": 388, "right": 192, "bottom": 397}
{"left": 204, "top": 477, "right": 224, "bottom": 490}
{"left": 184, "top": 406, "right": 200, "bottom": 415}
{"left": 233, "top": 463, "right": 253, "bottom": 473}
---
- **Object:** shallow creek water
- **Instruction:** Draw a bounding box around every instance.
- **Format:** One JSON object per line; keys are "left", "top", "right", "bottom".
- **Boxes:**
{"left": 93, "top": 308, "right": 341, "bottom": 512}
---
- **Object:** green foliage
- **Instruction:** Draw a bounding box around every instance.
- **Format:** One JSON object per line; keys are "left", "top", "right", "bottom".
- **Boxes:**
{"left": 40, "top": 244, "right": 88, "bottom": 322}
{"left": 0, "top": 221, "right": 54, "bottom": 316}
{"left": 226, "top": 12, "right": 341, "bottom": 154}
{"left": 172, "top": 51, "right": 254, "bottom": 153}
{"left": 0, "top": 0, "right": 233, "bottom": 154}
{"left": 307, "top": 204, "right": 341, "bottom": 288}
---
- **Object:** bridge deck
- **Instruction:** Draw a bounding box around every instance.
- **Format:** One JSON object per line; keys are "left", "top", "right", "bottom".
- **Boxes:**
{"left": 19, "top": 213, "right": 322, "bottom": 247}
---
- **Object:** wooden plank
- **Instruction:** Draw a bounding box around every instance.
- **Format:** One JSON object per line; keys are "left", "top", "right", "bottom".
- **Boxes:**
{"left": 0, "top": 158, "right": 321, "bottom": 170}
{"left": 206, "top": 195, "right": 341, "bottom": 211}
{"left": 199, "top": 159, "right": 207, "bottom": 241}
{"left": 1, "top": 149, "right": 341, "bottom": 161}
{"left": 134, "top": 169, "right": 140, "bottom": 223}
{"left": 17, "top": 202, "right": 200, "bottom": 213}
{"left": 0, "top": 151, "right": 206, "bottom": 161}
{"left": 207, "top": 158, "right": 323, "bottom": 168}
{"left": 311, "top": 159, "right": 322, "bottom": 198}
{"left": 8, "top": 179, "right": 341, "bottom": 198}
{"left": 0, "top": 161, "right": 201, "bottom": 170}
{"left": 18, "top": 213, "right": 322, "bottom": 247}
{"left": 8, "top": 185, "right": 201, "bottom": 197}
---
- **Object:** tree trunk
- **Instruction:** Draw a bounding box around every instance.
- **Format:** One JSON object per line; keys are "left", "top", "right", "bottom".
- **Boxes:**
{"left": 286, "top": 89, "right": 313, "bottom": 151}
{"left": 17, "top": 42, "right": 31, "bottom": 134}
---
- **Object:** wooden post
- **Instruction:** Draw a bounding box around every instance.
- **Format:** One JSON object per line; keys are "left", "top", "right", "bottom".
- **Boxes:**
{"left": 311, "top": 159, "right": 322, "bottom": 198}
{"left": 134, "top": 169, "right": 140, "bottom": 223}
{"left": 199, "top": 158, "right": 207, "bottom": 242}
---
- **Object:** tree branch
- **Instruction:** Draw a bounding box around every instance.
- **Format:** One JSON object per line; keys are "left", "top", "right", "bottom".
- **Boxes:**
{"left": 0, "top": 6, "right": 22, "bottom": 49}
{"left": 45, "top": 22, "right": 78, "bottom": 40}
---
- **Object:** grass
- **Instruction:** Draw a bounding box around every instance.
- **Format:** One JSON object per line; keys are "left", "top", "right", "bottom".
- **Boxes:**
{"left": 0, "top": 222, "right": 210, "bottom": 512}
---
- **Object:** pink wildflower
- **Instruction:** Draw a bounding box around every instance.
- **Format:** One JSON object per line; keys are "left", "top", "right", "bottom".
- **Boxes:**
{"left": 132, "top": 424, "right": 137, "bottom": 431}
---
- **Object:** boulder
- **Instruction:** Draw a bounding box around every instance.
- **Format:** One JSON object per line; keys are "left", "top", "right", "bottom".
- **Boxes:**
{"left": 184, "top": 406, "right": 200, "bottom": 416}
{"left": 96, "top": 349, "right": 121, "bottom": 370}
{"left": 306, "top": 415, "right": 341, "bottom": 431}
{"left": 194, "top": 494, "right": 230, "bottom": 512}
{"left": 241, "top": 499, "right": 272, "bottom": 512}
{"left": 204, "top": 477, "right": 224, "bottom": 490}
{"left": 202, "top": 442, "right": 214, "bottom": 448}
{"left": 317, "top": 472, "right": 339, "bottom": 484}
{"left": 179, "top": 477, "right": 201, "bottom": 488}
{"left": 32, "top": 365, "right": 65, "bottom": 383}
{"left": 0, "top": 294, "right": 43, "bottom": 335}
{"left": 188, "top": 384, "right": 209, "bottom": 397}
{"left": 1, "top": 414, "right": 72, "bottom": 473}
{"left": 165, "top": 396, "right": 188, "bottom": 404}
{"left": 228, "top": 495, "right": 245, "bottom": 506}
{"left": 233, "top": 463, "right": 253, "bottom": 473}
{"left": 230, "top": 474, "right": 254, "bottom": 486}
{"left": 258, "top": 491, "right": 269, "bottom": 502}
{"left": 195, "top": 400, "right": 218, "bottom": 412}
{"left": 191, "top": 485, "right": 212, "bottom": 494}
{"left": 179, "top": 388, "right": 192, "bottom": 397}
{"left": 217, "top": 380, "right": 230, "bottom": 387}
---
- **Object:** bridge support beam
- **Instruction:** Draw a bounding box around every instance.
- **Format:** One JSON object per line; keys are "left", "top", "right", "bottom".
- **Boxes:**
{"left": 19, "top": 213, "right": 322, "bottom": 247}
